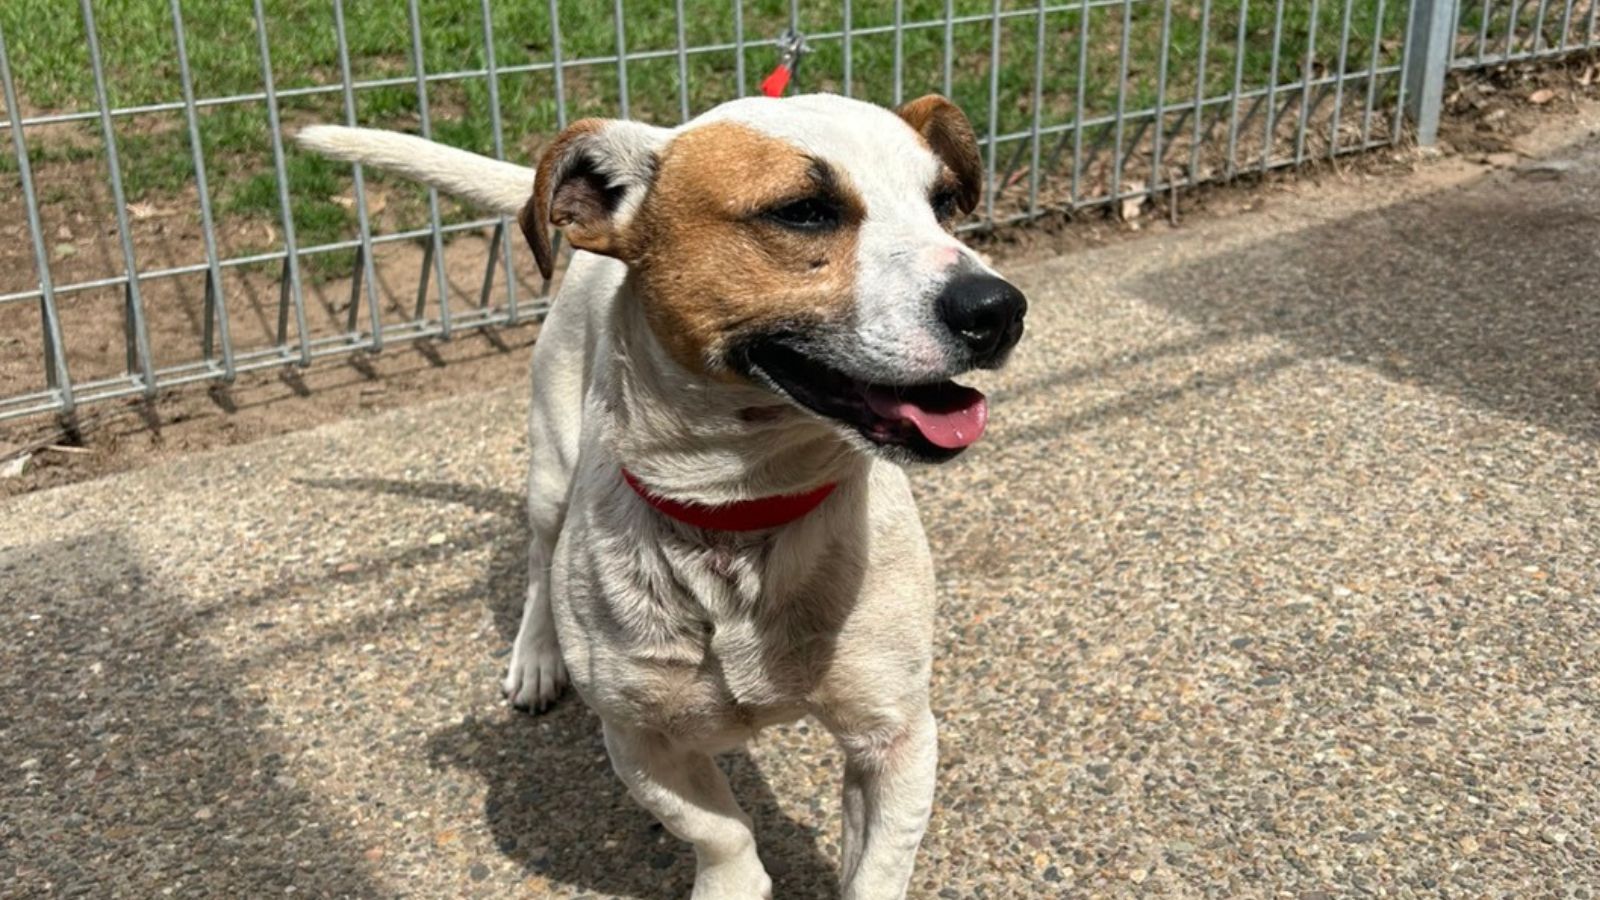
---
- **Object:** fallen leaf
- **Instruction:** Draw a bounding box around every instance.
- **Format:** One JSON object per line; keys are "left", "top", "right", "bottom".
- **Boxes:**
{"left": 1, "top": 453, "right": 31, "bottom": 478}
{"left": 1119, "top": 180, "right": 1147, "bottom": 221}
{"left": 1528, "top": 88, "right": 1555, "bottom": 104}
{"left": 330, "top": 189, "right": 389, "bottom": 216}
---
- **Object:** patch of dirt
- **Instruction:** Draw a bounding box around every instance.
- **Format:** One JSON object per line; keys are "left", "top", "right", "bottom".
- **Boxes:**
{"left": 0, "top": 231, "right": 548, "bottom": 498}
{"left": 2, "top": 55, "right": 1597, "bottom": 497}
{"left": 1438, "top": 52, "right": 1600, "bottom": 156}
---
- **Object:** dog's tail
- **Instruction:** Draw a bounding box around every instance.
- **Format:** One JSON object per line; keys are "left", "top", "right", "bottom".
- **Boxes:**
{"left": 296, "top": 125, "right": 533, "bottom": 215}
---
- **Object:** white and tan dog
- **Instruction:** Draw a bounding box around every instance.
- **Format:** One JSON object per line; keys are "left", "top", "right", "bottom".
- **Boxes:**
{"left": 299, "top": 93, "right": 1025, "bottom": 899}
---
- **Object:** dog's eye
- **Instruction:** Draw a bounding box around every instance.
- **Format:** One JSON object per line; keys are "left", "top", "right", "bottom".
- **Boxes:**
{"left": 764, "top": 196, "right": 840, "bottom": 232}
{"left": 931, "top": 189, "right": 961, "bottom": 223}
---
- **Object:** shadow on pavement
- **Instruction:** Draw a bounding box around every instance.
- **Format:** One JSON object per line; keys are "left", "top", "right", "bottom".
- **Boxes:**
{"left": 0, "top": 532, "right": 382, "bottom": 897}
{"left": 1133, "top": 141, "right": 1600, "bottom": 441}
{"left": 427, "top": 713, "right": 838, "bottom": 899}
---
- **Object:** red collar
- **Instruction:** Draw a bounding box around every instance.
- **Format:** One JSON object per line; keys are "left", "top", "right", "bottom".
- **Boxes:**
{"left": 621, "top": 469, "right": 837, "bottom": 532}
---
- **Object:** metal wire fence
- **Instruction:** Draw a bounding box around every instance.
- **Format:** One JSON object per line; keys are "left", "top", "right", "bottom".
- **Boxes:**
{"left": 1451, "top": 0, "right": 1599, "bottom": 66}
{"left": 0, "top": 0, "right": 1595, "bottom": 423}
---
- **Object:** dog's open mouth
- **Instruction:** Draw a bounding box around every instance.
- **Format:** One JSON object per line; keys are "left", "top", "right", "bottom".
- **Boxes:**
{"left": 739, "top": 339, "right": 988, "bottom": 460}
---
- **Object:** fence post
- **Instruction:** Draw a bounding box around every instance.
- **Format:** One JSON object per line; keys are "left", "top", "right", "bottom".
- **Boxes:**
{"left": 1404, "top": 0, "right": 1458, "bottom": 144}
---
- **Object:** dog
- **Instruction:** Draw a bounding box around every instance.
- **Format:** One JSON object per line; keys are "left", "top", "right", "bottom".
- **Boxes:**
{"left": 299, "top": 92, "right": 1026, "bottom": 899}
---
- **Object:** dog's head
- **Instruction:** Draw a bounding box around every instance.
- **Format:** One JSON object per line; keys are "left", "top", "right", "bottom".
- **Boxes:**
{"left": 520, "top": 93, "right": 1026, "bottom": 464}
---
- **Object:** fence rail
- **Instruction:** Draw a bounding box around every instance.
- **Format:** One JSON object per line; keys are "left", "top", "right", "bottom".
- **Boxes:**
{"left": 1, "top": 0, "right": 1595, "bottom": 424}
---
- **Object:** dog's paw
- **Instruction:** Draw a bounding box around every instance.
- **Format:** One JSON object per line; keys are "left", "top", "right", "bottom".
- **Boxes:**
{"left": 690, "top": 860, "right": 771, "bottom": 900}
{"left": 501, "top": 637, "right": 568, "bottom": 713}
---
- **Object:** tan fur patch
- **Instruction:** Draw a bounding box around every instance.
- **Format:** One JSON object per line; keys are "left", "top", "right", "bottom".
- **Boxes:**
{"left": 625, "top": 122, "right": 864, "bottom": 378}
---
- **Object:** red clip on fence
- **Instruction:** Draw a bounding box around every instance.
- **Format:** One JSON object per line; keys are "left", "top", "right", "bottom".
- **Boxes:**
{"left": 760, "top": 29, "right": 806, "bottom": 98}
{"left": 759, "top": 64, "right": 791, "bottom": 98}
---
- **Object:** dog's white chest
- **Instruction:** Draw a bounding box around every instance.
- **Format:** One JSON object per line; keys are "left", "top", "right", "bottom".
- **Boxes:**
{"left": 561, "top": 528, "right": 829, "bottom": 747}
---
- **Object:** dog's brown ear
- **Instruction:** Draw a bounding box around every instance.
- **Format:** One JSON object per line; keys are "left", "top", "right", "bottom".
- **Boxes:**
{"left": 896, "top": 95, "right": 983, "bottom": 214}
{"left": 520, "top": 118, "right": 668, "bottom": 279}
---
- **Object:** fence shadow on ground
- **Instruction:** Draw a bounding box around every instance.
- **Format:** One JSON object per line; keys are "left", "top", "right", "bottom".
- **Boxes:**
{"left": 1131, "top": 137, "right": 1600, "bottom": 443}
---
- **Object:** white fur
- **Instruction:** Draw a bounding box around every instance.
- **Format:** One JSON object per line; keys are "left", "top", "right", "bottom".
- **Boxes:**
{"left": 296, "top": 125, "right": 533, "bottom": 214}
{"left": 299, "top": 95, "right": 1007, "bottom": 900}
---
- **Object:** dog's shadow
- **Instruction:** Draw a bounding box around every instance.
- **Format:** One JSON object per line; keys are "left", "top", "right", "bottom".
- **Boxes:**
{"left": 304, "top": 477, "right": 838, "bottom": 898}
{"left": 427, "top": 711, "right": 838, "bottom": 898}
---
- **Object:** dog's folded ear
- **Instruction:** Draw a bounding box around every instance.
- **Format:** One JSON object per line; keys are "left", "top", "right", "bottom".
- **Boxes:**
{"left": 896, "top": 95, "right": 983, "bottom": 215}
{"left": 521, "top": 119, "right": 669, "bottom": 279}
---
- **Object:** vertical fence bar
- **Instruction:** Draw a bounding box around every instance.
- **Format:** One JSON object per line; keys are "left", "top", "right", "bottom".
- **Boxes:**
{"left": 1502, "top": 0, "right": 1519, "bottom": 58}
{"left": 1555, "top": 0, "right": 1575, "bottom": 49}
{"left": 1027, "top": 0, "right": 1046, "bottom": 216}
{"left": 843, "top": 0, "right": 854, "bottom": 98}
{"left": 1, "top": 23, "right": 75, "bottom": 414}
{"left": 1110, "top": 0, "right": 1133, "bottom": 204}
{"left": 480, "top": 0, "right": 520, "bottom": 322}
{"left": 1293, "top": 0, "right": 1321, "bottom": 165}
{"left": 893, "top": 0, "right": 906, "bottom": 107}
{"left": 250, "top": 0, "right": 311, "bottom": 365}
{"left": 1448, "top": 0, "right": 1467, "bottom": 63}
{"left": 674, "top": 0, "right": 690, "bottom": 122}
{"left": 1587, "top": 0, "right": 1598, "bottom": 45}
{"left": 734, "top": 0, "right": 747, "bottom": 98}
{"left": 81, "top": 0, "right": 157, "bottom": 395}
{"left": 1187, "top": 0, "right": 1213, "bottom": 184}
{"left": 542, "top": 0, "right": 568, "bottom": 295}
{"left": 1478, "top": 0, "right": 1495, "bottom": 62}
{"left": 333, "top": 0, "right": 383, "bottom": 348}
{"left": 406, "top": 0, "right": 452, "bottom": 336}
{"left": 1361, "top": 0, "right": 1389, "bottom": 145}
{"left": 1261, "top": 0, "right": 1287, "bottom": 172}
{"left": 1225, "top": 0, "right": 1252, "bottom": 176}
{"left": 548, "top": 0, "right": 568, "bottom": 130}
{"left": 1404, "top": 0, "right": 1455, "bottom": 143}
{"left": 170, "top": 0, "right": 234, "bottom": 380}
{"left": 1070, "top": 0, "right": 1091, "bottom": 205}
{"left": 942, "top": 0, "right": 954, "bottom": 98}
{"left": 1149, "top": 0, "right": 1174, "bottom": 191}
{"left": 984, "top": 0, "right": 1002, "bottom": 226}
{"left": 1330, "top": 0, "right": 1356, "bottom": 155}
{"left": 1531, "top": 0, "right": 1553, "bottom": 52}
{"left": 612, "top": 0, "right": 631, "bottom": 118}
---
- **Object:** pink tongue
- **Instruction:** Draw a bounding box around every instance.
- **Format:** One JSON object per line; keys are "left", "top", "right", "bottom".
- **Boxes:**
{"left": 865, "top": 384, "right": 989, "bottom": 450}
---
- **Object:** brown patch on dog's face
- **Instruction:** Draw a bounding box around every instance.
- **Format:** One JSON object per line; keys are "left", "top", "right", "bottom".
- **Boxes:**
{"left": 896, "top": 95, "right": 983, "bottom": 214}
{"left": 625, "top": 122, "right": 865, "bottom": 378}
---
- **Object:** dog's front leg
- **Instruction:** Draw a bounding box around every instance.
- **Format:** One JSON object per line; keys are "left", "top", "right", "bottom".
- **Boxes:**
{"left": 831, "top": 707, "right": 938, "bottom": 900}
{"left": 503, "top": 533, "right": 568, "bottom": 711}
{"left": 603, "top": 721, "right": 772, "bottom": 900}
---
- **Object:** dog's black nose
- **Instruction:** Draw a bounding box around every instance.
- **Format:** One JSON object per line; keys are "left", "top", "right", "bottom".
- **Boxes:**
{"left": 936, "top": 273, "right": 1027, "bottom": 366}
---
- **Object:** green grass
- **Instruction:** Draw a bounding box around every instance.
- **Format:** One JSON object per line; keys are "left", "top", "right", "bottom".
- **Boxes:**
{"left": 2, "top": 0, "right": 1416, "bottom": 268}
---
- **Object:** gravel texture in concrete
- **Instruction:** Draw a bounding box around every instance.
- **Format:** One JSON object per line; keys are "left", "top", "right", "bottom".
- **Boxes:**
{"left": 4, "top": 117, "right": 1598, "bottom": 898}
